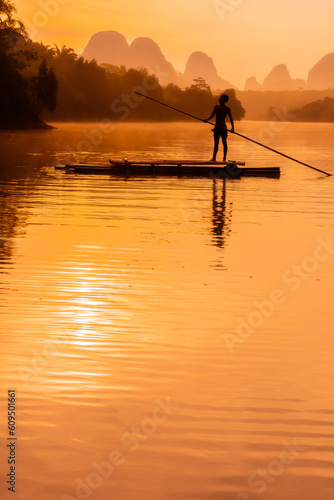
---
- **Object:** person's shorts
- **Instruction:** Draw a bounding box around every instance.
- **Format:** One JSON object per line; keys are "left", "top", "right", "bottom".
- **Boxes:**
{"left": 213, "top": 126, "right": 228, "bottom": 139}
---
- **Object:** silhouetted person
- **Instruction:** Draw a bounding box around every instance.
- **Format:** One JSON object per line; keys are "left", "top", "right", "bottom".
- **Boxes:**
{"left": 204, "top": 94, "right": 234, "bottom": 162}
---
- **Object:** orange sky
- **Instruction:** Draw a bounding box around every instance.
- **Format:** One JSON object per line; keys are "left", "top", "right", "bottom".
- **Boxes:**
{"left": 14, "top": 0, "right": 334, "bottom": 88}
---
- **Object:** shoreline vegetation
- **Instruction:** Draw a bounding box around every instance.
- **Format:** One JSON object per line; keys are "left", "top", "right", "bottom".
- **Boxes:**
{"left": 1, "top": 2, "right": 334, "bottom": 130}
{"left": 0, "top": 119, "right": 54, "bottom": 130}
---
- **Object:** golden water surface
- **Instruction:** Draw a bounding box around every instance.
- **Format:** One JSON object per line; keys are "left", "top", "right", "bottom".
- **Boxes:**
{"left": 1, "top": 122, "right": 334, "bottom": 500}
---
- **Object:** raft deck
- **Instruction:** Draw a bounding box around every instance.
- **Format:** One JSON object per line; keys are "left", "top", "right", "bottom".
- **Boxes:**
{"left": 55, "top": 160, "right": 280, "bottom": 178}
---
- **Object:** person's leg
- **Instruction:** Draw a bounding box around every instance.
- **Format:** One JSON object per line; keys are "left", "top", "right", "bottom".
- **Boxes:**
{"left": 222, "top": 136, "right": 227, "bottom": 162}
{"left": 211, "top": 131, "right": 220, "bottom": 161}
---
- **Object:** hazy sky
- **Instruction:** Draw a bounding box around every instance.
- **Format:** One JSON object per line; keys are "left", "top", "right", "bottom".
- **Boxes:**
{"left": 15, "top": 0, "right": 334, "bottom": 88}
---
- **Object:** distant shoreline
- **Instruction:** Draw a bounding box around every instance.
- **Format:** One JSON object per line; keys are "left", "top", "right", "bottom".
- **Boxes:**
{"left": 2, "top": 117, "right": 334, "bottom": 131}
{"left": 0, "top": 120, "right": 55, "bottom": 131}
{"left": 43, "top": 118, "right": 334, "bottom": 124}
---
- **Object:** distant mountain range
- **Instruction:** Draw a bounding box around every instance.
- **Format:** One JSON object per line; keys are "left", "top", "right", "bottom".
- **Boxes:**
{"left": 245, "top": 55, "right": 334, "bottom": 91}
{"left": 82, "top": 31, "right": 334, "bottom": 91}
{"left": 82, "top": 31, "right": 234, "bottom": 89}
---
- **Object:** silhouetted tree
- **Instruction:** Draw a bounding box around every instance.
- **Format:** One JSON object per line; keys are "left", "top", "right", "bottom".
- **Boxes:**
{"left": 1, "top": 2, "right": 29, "bottom": 126}
{"left": 221, "top": 88, "right": 246, "bottom": 121}
{"left": 289, "top": 97, "right": 334, "bottom": 122}
{"left": 0, "top": 0, "right": 56, "bottom": 127}
{"left": 0, "top": 0, "right": 25, "bottom": 53}
{"left": 180, "top": 78, "right": 215, "bottom": 118}
{"left": 191, "top": 77, "right": 211, "bottom": 92}
{"left": 29, "top": 59, "right": 58, "bottom": 113}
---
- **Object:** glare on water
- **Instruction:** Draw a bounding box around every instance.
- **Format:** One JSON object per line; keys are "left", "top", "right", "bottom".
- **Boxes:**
{"left": 0, "top": 122, "right": 334, "bottom": 500}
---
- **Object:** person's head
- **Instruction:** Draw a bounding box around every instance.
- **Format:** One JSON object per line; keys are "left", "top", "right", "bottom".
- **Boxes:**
{"left": 219, "top": 94, "right": 229, "bottom": 104}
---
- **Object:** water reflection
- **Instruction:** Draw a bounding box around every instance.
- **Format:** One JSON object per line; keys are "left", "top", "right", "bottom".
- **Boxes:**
{"left": 211, "top": 178, "right": 232, "bottom": 249}
{"left": 0, "top": 183, "right": 29, "bottom": 265}
{"left": 1, "top": 123, "right": 334, "bottom": 500}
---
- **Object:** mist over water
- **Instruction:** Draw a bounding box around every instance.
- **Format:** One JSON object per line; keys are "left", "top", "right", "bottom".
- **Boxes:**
{"left": 1, "top": 122, "right": 334, "bottom": 500}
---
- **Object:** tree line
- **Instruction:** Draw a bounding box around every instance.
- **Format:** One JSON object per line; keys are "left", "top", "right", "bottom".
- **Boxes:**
{"left": 290, "top": 97, "right": 334, "bottom": 122}
{"left": 0, "top": 0, "right": 57, "bottom": 127}
{"left": 0, "top": 1, "right": 245, "bottom": 128}
{"left": 2, "top": 1, "right": 334, "bottom": 128}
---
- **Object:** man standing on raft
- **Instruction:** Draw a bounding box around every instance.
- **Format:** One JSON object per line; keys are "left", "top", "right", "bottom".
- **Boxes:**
{"left": 204, "top": 94, "right": 235, "bottom": 162}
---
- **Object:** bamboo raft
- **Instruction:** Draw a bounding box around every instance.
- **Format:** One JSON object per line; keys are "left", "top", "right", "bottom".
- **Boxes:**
{"left": 55, "top": 160, "right": 280, "bottom": 178}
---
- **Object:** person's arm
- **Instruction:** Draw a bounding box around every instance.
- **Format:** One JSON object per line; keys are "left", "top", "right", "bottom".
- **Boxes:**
{"left": 203, "top": 106, "right": 217, "bottom": 122}
{"left": 228, "top": 108, "right": 235, "bottom": 132}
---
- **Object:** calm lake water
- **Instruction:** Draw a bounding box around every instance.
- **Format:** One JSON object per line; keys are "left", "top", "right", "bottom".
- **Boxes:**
{"left": 0, "top": 121, "right": 334, "bottom": 500}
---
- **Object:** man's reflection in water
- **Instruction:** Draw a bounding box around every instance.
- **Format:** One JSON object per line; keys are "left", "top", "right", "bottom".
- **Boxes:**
{"left": 211, "top": 178, "right": 232, "bottom": 250}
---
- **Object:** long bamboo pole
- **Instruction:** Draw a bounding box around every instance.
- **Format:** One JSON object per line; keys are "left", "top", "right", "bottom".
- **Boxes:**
{"left": 135, "top": 92, "right": 331, "bottom": 177}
